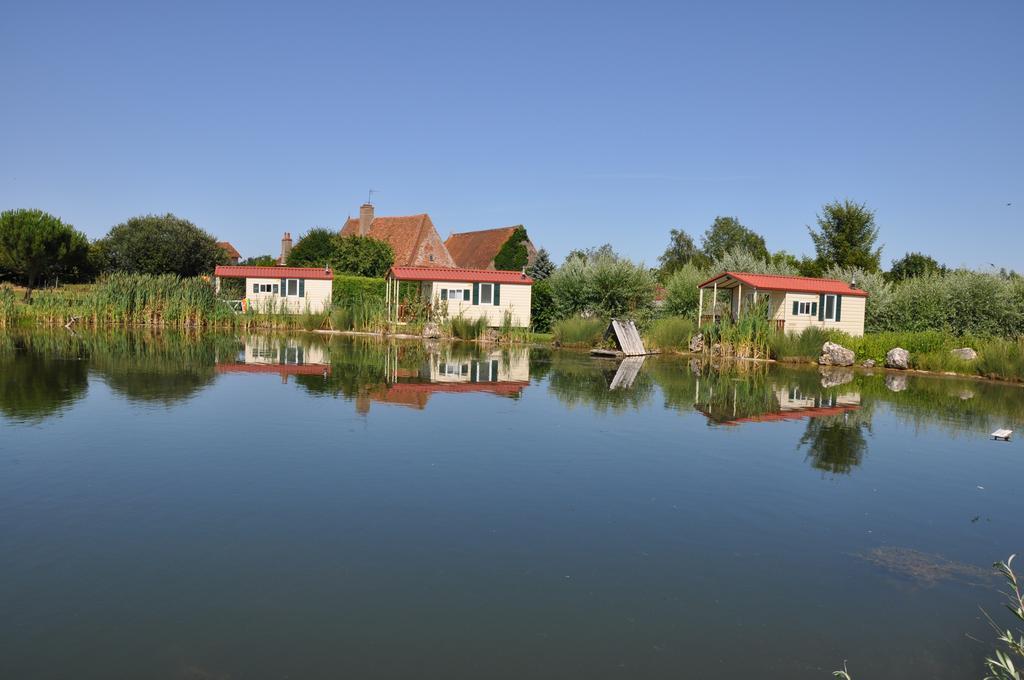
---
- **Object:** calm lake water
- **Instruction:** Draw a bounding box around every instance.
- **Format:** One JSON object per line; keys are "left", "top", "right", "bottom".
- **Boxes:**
{"left": 2, "top": 330, "right": 1023, "bottom": 679}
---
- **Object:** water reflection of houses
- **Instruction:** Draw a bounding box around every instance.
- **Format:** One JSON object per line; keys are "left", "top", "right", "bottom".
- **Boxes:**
{"left": 356, "top": 347, "right": 530, "bottom": 414}
{"left": 695, "top": 377, "right": 861, "bottom": 426}
{"left": 215, "top": 336, "right": 331, "bottom": 383}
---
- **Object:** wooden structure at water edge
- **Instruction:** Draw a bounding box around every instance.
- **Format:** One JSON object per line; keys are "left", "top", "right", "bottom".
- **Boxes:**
{"left": 590, "top": 319, "right": 657, "bottom": 358}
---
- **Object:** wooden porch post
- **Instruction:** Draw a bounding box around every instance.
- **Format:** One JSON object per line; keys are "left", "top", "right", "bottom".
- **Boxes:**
{"left": 697, "top": 287, "right": 704, "bottom": 323}
{"left": 737, "top": 283, "right": 742, "bottom": 320}
{"left": 712, "top": 281, "right": 718, "bottom": 320}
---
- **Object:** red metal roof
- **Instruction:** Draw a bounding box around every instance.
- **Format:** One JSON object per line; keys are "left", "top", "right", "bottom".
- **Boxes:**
{"left": 698, "top": 271, "right": 868, "bottom": 297}
{"left": 389, "top": 266, "right": 533, "bottom": 284}
{"left": 700, "top": 404, "right": 860, "bottom": 426}
{"left": 215, "top": 265, "right": 334, "bottom": 280}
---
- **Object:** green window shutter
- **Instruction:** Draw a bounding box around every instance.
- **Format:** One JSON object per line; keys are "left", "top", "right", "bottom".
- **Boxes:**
{"left": 818, "top": 294, "right": 825, "bottom": 321}
{"left": 441, "top": 289, "right": 448, "bottom": 300}
{"left": 493, "top": 283, "right": 500, "bottom": 306}
{"left": 280, "top": 278, "right": 286, "bottom": 296}
{"left": 835, "top": 295, "right": 842, "bottom": 322}
{"left": 299, "top": 279, "right": 305, "bottom": 298}
{"left": 253, "top": 283, "right": 259, "bottom": 294}
{"left": 792, "top": 300, "right": 799, "bottom": 316}
{"left": 491, "top": 359, "right": 499, "bottom": 380}
{"left": 470, "top": 361, "right": 478, "bottom": 382}
{"left": 472, "top": 283, "right": 479, "bottom": 305}
{"left": 463, "top": 289, "right": 470, "bottom": 301}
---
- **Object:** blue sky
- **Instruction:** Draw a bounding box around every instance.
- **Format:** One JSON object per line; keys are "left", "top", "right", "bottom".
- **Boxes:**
{"left": 2, "top": 0, "right": 1021, "bottom": 269}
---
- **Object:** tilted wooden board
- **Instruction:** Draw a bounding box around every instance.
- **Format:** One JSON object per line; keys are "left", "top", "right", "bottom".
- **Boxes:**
{"left": 608, "top": 319, "right": 648, "bottom": 356}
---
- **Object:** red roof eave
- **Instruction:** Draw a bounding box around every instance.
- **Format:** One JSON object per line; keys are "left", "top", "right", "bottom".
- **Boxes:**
{"left": 697, "top": 271, "right": 868, "bottom": 297}
{"left": 389, "top": 266, "right": 533, "bottom": 285}
{"left": 215, "top": 265, "right": 334, "bottom": 280}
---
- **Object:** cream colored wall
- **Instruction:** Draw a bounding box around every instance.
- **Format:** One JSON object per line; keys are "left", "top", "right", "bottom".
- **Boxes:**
{"left": 429, "top": 281, "right": 532, "bottom": 327}
{"left": 782, "top": 292, "right": 866, "bottom": 336}
{"left": 244, "top": 335, "right": 328, "bottom": 364}
{"left": 429, "top": 347, "right": 530, "bottom": 382}
{"left": 244, "top": 277, "right": 332, "bottom": 314}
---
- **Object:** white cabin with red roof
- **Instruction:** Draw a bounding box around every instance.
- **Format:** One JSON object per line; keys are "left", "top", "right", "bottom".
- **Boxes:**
{"left": 698, "top": 271, "right": 868, "bottom": 336}
{"left": 386, "top": 266, "right": 533, "bottom": 327}
{"left": 214, "top": 265, "right": 334, "bottom": 314}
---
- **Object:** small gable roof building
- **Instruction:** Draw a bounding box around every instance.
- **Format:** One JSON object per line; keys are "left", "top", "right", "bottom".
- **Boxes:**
{"left": 698, "top": 271, "right": 869, "bottom": 336}
{"left": 444, "top": 226, "right": 537, "bottom": 270}
{"left": 214, "top": 265, "right": 334, "bottom": 314}
{"left": 217, "top": 241, "right": 241, "bottom": 264}
{"left": 387, "top": 266, "right": 533, "bottom": 328}
{"left": 341, "top": 203, "right": 455, "bottom": 268}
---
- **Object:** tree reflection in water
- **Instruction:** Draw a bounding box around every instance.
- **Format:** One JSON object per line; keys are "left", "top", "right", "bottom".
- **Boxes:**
{"left": 798, "top": 413, "right": 871, "bottom": 475}
{"left": 0, "top": 339, "right": 88, "bottom": 423}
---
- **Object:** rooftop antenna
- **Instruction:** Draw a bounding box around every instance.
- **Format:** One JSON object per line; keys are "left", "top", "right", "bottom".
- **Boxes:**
{"left": 367, "top": 189, "right": 378, "bottom": 204}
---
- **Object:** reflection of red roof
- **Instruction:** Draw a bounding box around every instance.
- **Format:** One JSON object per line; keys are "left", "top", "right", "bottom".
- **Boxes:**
{"left": 386, "top": 381, "right": 528, "bottom": 396}
{"left": 390, "top": 266, "right": 533, "bottom": 285}
{"left": 699, "top": 271, "right": 869, "bottom": 297}
{"left": 216, "top": 363, "right": 331, "bottom": 376}
{"left": 700, "top": 404, "right": 859, "bottom": 426}
{"left": 215, "top": 265, "right": 334, "bottom": 280}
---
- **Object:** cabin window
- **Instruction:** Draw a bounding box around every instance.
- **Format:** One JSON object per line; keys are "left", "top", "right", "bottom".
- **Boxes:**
{"left": 824, "top": 294, "right": 837, "bottom": 321}
{"left": 479, "top": 283, "right": 493, "bottom": 305}
{"left": 446, "top": 288, "right": 465, "bottom": 301}
{"left": 256, "top": 283, "right": 277, "bottom": 294}
{"left": 284, "top": 346, "right": 304, "bottom": 365}
{"left": 286, "top": 279, "right": 299, "bottom": 296}
{"left": 796, "top": 301, "right": 814, "bottom": 315}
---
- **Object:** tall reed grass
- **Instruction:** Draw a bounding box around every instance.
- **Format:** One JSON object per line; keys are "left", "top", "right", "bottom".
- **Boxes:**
{"left": 449, "top": 315, "right": 488, "bottom": 340}
{"left": 646, "top": 316, "right": 695, "bottom": 351}
{"left": 0, "top": 284, "right": 18, "bottom": 327}
{"left": 552, "top": 315, "right": 606, "bottom": 348}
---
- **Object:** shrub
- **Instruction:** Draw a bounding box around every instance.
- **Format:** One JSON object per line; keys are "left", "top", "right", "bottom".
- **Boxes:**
{"left": 549, "top": 251, "right": 655, "bottom": 320}
{"left": 662, "top": 263, "right": 708, "bottom": 318}
{"left": 530, "top": 279, "right": 555, "bottom": 332}
{"left": 769, "top": 327, "right": 832, "bottom": 361}
{"left": 976, "top": 338, "right": 1024, "bottom": 381}
{"left": 333, "top": 274, "right": 385, "bottom": 306}
{"left": 0, "top": 284, "right": 17, "bottom": 326}
{"left": 646, "top": 316, "right": 695, "bottom": 351}
{"left": 552, "top": 315, "right": 606, "bottom": 348}
{"left": 449, "top": 315, "right": 488, "bottom": 340}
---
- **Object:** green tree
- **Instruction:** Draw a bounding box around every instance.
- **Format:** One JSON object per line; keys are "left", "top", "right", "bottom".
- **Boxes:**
{"left": 493, "top": 226, "right": 530, "bottom": 271}
{"left": 714, "top": 247, "right": 798, "bottom": 275}
{"left": 808, "top": 200, "right": 882, "bottom": 272}
{"left": 527, "top": 247, "right": 555, "bottom": 281}
{"left": 240, "top": 254, "right": 277, "bottom": 266}
{"left": 549, "top": 249, "right": 656, "bottom": 320}
{"left": 97, "top": 213, "right": 225, "bottom": 277}
{"left": 663, "top": 263, "right": 708, "bottom": 318}
{"left": 700, "top": 216, "right": 768, "bottom": 263}
{"left": 286, "top": 228, "right": 337, "bottom": 267}
{"left": 530, "top": 279, "right": 555, "bottom": 332}
{"left": 331, "top": 235, "right": 394, "bottom": 277}
{"left": 0, "top": 209, "right": 90, "bottom": 301}
{"left": 887, "top": 252, "right": 945, "bottom": 282}
{"left": 658, "top": 228, "right": 706, "bottom": 276}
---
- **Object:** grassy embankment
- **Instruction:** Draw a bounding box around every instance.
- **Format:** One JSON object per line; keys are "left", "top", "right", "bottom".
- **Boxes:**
{"left": 637, "top": 314, "right": 1024, "bottom": 382}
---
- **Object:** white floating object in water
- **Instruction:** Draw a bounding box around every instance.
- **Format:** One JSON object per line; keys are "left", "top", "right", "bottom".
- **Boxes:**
{"left": 991, "top": 429, "right": 1013, "bottom": 441}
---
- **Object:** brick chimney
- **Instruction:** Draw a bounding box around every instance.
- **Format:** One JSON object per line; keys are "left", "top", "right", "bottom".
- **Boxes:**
{"left": 280, "top": 232, "right": 292, "bottom": 264}
{"left": 358, "top": 203, "right": 374, "bottom": 236}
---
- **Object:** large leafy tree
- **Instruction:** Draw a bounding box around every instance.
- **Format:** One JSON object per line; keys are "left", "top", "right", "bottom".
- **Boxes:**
{"left": 887, "top": 252, "right": 945, "bottom": 282}
{"left": 287, "top": 228, "right": 337, "bottom": 267}
{"left": 527, "top": 247, "right": 555, "bottom": 280}
{"left": 700, "top": 216, "right": 768, "bottom": 263}
{"left": 97, "top": 213, "right": 225, "bottom": 277}
{"left": 808, "top": 200, "right": 882, "bottom": 272}
{"left": 0, "top": 209, "right": 90, "bottom": 300}
{"left": 332, "top": 235, "right": 394, "bottom": 277}
{"left": 240, "top": 254, "right": 277, "bottom": 267}
{"left": 658, "top": 228, "right": 706, "bottom": 276}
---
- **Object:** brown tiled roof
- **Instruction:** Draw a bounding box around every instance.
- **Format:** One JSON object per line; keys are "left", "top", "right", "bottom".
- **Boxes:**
{"left": 444, "top": 226, "right": 521, "bottom": 269}
{"left": 340, "top": 214, "right": 455, "bottom": 267}
{"left": 217, "top": 241, "right": 241, "bottom": 259}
